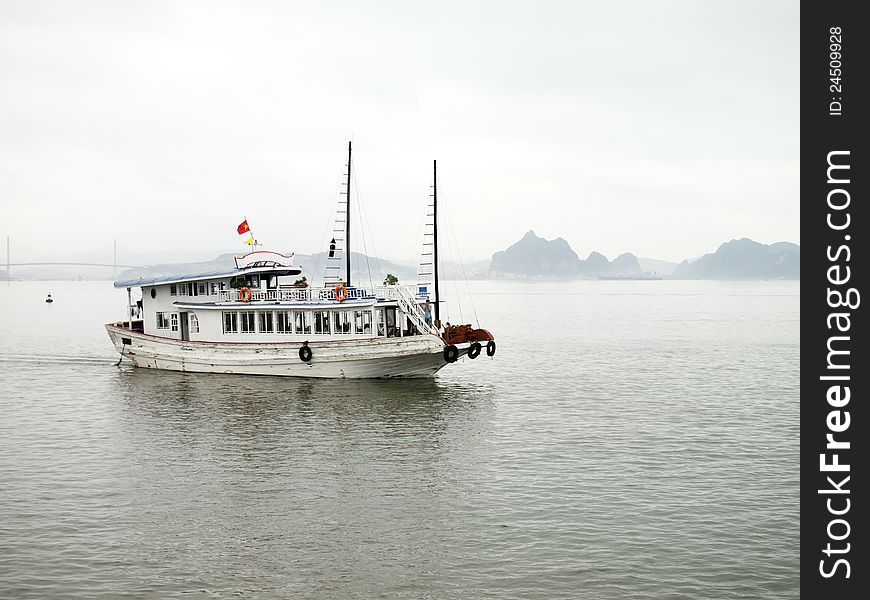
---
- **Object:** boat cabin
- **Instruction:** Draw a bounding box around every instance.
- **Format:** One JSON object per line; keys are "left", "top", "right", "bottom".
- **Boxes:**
{"left": 114, "top": 251, "right": 441, "bottom": 343}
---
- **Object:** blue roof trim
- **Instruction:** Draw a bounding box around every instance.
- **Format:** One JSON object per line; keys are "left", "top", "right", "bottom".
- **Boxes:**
{"left": 113, "top": 266, "right": 301, "bottom": 288}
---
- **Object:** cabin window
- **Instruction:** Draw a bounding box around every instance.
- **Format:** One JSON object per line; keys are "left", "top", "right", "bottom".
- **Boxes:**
{"left": 294, "top": 311, "right": 311, "bottom": 335}
{"left": 210, "top": 282, "right": 218, "bottom": 295}
{"left": 376, "top": 308, "right": 385, "bottom": 336}
{"left": 156, "top": 312, "right": 170, "bottom": 330}
{"left": 276, "top": 311, "right": 292, "bottom": 334}
{"left": 223, "top": 311, "right": 238, "bottom": 334}
{"left": 170, "top": 285, "right": 177, "bottom": 296}
{"left": 314, "top": 311, "right": 331, "bottom": 334}
{"left": 197, "top": 282, "right": 207, "bottom": 296}
{"left": 170, "top": 313, "right": 179, "bottom": 332}
{"left": 355, "top": 310, "right": 372, "bottom": 334}
{"left": 178, "top": 284, "right": 189, "bottom": 296}
{"left": 258, "top": 311, "right": 274, "bottom": 333}
{"left": 333, "top": 311, "right": 352, "bottom": 334}
{"left": 190, "top": 313, "right": 200, "bottom": 334}
{"left": 240, "top": 311, "right": 255, "bottom": 333}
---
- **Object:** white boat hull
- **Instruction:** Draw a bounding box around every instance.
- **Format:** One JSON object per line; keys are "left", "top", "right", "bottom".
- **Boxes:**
{"left": 105, "top": 324, "right": 457, "bottom": 379}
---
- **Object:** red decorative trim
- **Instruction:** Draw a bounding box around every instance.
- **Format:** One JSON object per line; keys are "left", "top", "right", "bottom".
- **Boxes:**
{"left": 238, "top": 251, "right": 294, "bottom": 261}
{"left": 105, "top": 323, "right": 444, "bottom": 347}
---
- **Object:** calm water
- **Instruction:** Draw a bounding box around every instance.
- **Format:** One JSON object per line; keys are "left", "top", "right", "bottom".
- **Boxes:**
{"left": 0, "top": 280, "right": 799, "bottom": 599}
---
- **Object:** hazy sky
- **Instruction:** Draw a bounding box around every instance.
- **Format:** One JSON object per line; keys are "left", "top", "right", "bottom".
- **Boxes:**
{"left": 1, "top": 0, "right": 798, "bottom": 266}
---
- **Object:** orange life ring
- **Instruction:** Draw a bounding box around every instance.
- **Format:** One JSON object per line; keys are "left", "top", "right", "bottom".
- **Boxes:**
{"left": 334, "top": 284, "right": 348, "bottom": 303}
{"left": 239, "top": 287, "right": 252, "bottom": 302}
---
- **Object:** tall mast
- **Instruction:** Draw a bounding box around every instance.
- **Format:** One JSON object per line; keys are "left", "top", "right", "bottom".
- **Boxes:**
{"left": 345, "top": 141, "right": 352, "bottom": 287}
{"left": 433, "top": 159, "right": 440, "bottom": 326}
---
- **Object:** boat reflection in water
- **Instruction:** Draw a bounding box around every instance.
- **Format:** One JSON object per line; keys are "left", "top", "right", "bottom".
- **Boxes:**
{"left": 114, "top": 365, "right": 496, "bottom": 458}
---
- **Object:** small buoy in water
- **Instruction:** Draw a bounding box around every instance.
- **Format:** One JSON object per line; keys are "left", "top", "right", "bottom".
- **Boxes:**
{"left": 45, "top": 293, "right": 53, "bottom": 304}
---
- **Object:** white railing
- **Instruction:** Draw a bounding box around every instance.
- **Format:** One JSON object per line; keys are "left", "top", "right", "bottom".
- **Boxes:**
{"left": 210, "top": 284, "right": 438, "bottom": 335}
{"left": 218, "top": 288, "right": 315, "bottom": 302}
{"left": 216, "top": 285, "right": 405, "bottom": 304}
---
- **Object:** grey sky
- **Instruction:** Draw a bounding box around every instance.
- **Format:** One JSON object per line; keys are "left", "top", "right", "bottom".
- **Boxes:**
{"left": 1, "top": 0, "right": 798, "bottom": 265}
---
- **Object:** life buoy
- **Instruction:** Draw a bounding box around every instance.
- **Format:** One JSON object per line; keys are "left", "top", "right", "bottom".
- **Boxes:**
{"left": 334, "top": 284, "right": 348, "bottom": 303}
{"left": 486, "top": 340, "right": 496, "bottom": 357}
{"left": 239, "top": 287, "right": 252, "bottom": 302}
{"left": 299, "top": 344, "right": 312, "bottom": 362}
{"left": 468, "top": 342, "right": 482, "bottom": 359}
{"left": 443, "top": 345, "right": 459, "bottom": 363}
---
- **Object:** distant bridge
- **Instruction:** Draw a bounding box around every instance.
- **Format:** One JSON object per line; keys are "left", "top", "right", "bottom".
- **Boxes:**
{"left": 6, "top": 262, "right": 143, "bottom": 268}
{"left": 3, "top": 238, "right": 145, "bottom": 275}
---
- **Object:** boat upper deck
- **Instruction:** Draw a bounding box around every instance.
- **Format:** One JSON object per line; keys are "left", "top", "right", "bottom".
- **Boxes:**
{"left": 113, "top": 264, "right": 302, "bottom": 289}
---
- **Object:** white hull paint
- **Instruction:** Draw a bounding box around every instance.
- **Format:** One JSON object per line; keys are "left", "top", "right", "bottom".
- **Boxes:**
{"left": 106, "top": 324, "right": 459, "bottom": 379}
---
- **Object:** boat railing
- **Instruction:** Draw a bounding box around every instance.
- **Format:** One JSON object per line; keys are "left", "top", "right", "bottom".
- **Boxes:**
{"left": 213, "top": 285, "right": 437, "bottom": 328}
{"left": 217, "top": 286, "right": 383, "bottom": 304}
{"left": 390, "top": 285, "right": 439, "bottom": 335}
{"left": 218, "top": 289, "right": 312, "bottom": 302}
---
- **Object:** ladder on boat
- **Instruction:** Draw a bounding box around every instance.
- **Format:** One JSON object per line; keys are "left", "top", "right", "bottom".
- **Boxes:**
{"left": 394, "top": 285, "right": 439, "bottom": 336}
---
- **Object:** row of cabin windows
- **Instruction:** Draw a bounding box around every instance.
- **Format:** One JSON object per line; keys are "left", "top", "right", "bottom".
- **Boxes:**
{"left": 169, "top": 281, "right": 228, "bottom": 297}
{"left": 222, "top": 310, "right": 373, "bottom": 335}
{"left": 155, "top": 312, "right": 199, "bottom": 333}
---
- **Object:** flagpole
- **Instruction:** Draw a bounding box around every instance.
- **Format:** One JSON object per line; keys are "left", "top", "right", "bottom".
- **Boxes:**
{"left": 244, "top": 215, "right": 257, "bottom": 251}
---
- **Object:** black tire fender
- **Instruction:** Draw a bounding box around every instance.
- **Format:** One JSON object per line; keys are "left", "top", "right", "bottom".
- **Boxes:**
{"left": 443, "top": 345, "right": 459, "bottom": 363}
{"left": 299, "top": 344, "right": 313, "bottom": 362}
{"left": 486, "top": 340, "right": 496, "bottom": 357}
{"left": 468, "top": 342, "right": 482, "bottom": 359}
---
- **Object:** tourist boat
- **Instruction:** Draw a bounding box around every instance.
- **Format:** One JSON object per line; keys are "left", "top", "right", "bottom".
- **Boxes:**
{"left": 105, "top": 144, "right": 496, "bottom": 378}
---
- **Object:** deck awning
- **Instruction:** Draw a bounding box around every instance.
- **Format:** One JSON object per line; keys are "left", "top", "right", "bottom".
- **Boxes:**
{"left": 113, "top": 266, "right": 302, "bottom": 288}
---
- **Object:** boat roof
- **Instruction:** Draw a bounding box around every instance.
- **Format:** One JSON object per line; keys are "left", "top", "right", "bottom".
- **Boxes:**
{"left": 113, "top": 265, "right": 302, "bottom": 288}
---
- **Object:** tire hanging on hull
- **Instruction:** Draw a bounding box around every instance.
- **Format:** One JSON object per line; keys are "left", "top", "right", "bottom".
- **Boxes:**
{"left": 443, "top": 345, "right": 459, "bottom": 363}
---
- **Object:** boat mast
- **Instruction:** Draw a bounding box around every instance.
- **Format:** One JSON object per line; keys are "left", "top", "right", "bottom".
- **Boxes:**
{"left": 433, "top": 159, "right": 440, "bottom": 327}
{"left": 345, "top": 141, "right": 352, "bottom": 287}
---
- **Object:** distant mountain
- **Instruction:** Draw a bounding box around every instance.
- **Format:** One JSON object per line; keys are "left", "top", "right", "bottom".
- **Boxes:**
{"left": 609, "top": 252, "right": 644, "bottom": 276}
{"left": 637, "top": 257, "right": 679, "bottom": 276}
{"left": 116, "top": 251, "right": 433, "bottom": 287}
{"left": 673, "top": 238, "right": 800, "bottom": 279}
{"left": 490, "top": 230, "right": 581, "bottom": 277}
{"left": 116, "top": 253, "right": 237, "bottom": 281}
{"left": 489, "top": 231, "right": 645, "bottom": 278}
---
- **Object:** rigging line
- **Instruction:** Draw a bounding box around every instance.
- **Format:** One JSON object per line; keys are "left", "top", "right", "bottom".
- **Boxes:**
{"left": 350, "top": 162, "right": 374, "bottom": 290}
{"left": 312, "top": 172, "right": 346, "bottom": 288}
{"left": 352, "top": 169, "right": 375, "bottom": 293}
{"left": 442, "top": 196, "right": 480, "bottom": 327}
{"left": 439, "top": 191, "right": 463, "bottom": 324}
{"left": 352, "top": 162, "right": 384, "bottom": 287}
{"left": 452, "top": 230, "right": 464, "bottom": 324}
{"left": 408, "top": 200, "right": 427, "bottom": 286}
